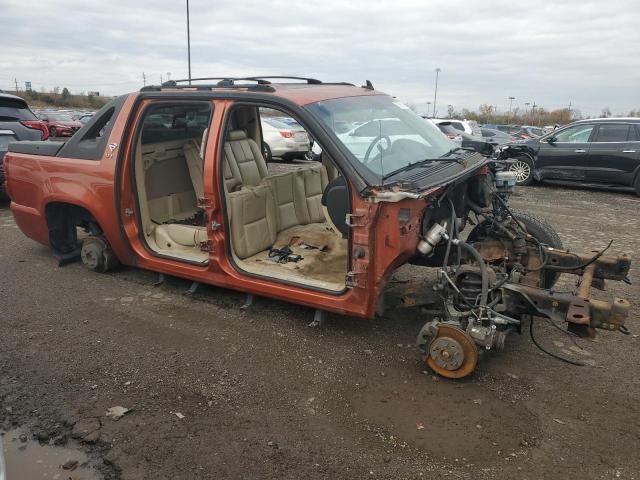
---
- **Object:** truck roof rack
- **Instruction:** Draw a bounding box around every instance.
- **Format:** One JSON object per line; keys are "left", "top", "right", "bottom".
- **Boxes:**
{"left": 139, "top": 76, "right": 356, "bottom": 93}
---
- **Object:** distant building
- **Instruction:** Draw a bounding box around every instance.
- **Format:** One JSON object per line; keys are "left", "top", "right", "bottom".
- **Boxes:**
{"left": 88, "top": 91, "right": 100, "bottom": 97}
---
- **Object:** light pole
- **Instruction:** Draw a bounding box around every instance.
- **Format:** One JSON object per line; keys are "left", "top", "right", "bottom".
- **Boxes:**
{"left": 426, "top": 101, "right": 431, "bottom": 117}
{"left": 433, "top": 68, "right": 441, "bottom": 118}
{"left": 508, "top": 96, "right": 515, "bottom": 117}
{"left": 447, "top": 104, "right": 453, "bottom": 118}
{"left": 186, "top": 0, "right": 192, "bottom": 85}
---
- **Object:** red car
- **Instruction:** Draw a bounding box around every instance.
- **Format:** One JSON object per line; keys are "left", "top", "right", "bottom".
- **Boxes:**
{"left": 3, "top": 76, "right": 632, "bottom": 378}
{"left": 38, "top": 112, "right": 82, "bottom": 137}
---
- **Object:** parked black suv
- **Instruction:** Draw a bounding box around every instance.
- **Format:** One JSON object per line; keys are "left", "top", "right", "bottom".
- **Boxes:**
{"left": 501, "top": 118, "right": 640, "bottom": 194}
{"left": 1, "top": 92, "right": 49, "bottom": 196}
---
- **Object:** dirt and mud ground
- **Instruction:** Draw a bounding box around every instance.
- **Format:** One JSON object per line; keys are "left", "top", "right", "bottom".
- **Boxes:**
{"left": 1, "top": 179, "right": 639, "bottom": 479}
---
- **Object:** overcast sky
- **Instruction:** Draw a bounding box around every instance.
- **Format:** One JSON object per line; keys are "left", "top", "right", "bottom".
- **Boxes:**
{"left": 1, "top": 0, "right": 638, "bottom": 116}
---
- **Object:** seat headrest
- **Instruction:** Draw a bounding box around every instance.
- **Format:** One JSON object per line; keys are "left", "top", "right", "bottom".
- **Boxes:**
{"left": 228, "top": 130, "right": 248, "bottom": 141}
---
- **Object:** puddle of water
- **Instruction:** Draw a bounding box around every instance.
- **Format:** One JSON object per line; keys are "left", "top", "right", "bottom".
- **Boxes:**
{"left": 0, "top": 429, "right": 100, "bottom": 480}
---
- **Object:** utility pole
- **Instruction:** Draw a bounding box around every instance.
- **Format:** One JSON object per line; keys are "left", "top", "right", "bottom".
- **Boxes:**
{"left": 531, "top": 103, "right": 537, "bottom": 125}
{"left": 14, "top": 78, "right": 19, "bottom": 92}
{"left": 433, "top": 68, "right": 441, "bottom": 118}
{"left": 186, "top": 0, "right": 192, "bottom": 85}
{"left": 142, "top": 72, "right": 146, "bottom": 86}
{"left": 426, "top": 101, "right": 431, "bottom": 117}
{"left": 508, "top": 96, "right": 515, "bottom": 116}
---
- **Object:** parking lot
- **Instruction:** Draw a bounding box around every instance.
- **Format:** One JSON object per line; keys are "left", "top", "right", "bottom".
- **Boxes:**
{"left": 1, "top": 177, "right": 639, "bottom": 480}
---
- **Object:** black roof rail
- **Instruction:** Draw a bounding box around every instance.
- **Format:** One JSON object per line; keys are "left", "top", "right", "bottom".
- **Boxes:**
{"left": 139, "top": 76, "right": 357, "bottom": 93}
{"left": 166, "top": 76, "right": 323, "bottom": 85}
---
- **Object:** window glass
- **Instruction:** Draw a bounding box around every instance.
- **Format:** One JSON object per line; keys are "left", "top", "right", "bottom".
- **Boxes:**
{"left": 57, "top": 95, "right": 128, "bottom": 160}
{"left": 481, "top": 129, "right": 495, "bottom": 137}
{"left": 0, "top": 98, "right": 37, "bottom": 121}
{"left": 448, "top": 122, "right": 465, "bottom": 132}
{"left": 553, "top": 125, "right": 594, "bottom": 143}
{"left": 306, "top": 95, "right": 453, "bottom": 178}
{"left": 594, "top": 124, "right": 631, "bottom": 142}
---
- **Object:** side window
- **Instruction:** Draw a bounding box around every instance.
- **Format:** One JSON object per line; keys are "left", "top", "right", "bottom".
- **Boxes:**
{"left": 449, "top": 122, "right": 465, "bottom": 132}
{"left": 57, "top": 95, "right": 128, "bottom": 160}
{"left": 481, "top": 129, "right": 495, "bottom": 137}
{"left": 553, "top": 125, "right": 594, "bottom": 143}
{"left": 594, "top": 124, "right": 631, "bottom": 142}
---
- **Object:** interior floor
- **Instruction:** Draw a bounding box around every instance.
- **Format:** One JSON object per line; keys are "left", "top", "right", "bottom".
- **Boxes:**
{"left": 235, "top": 223, "right": 348, "bottom": 291}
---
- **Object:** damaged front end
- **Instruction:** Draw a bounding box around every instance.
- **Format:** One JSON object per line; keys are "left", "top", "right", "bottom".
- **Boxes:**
{"left": 388, "top": 164, "right": 632, "bottom": 378}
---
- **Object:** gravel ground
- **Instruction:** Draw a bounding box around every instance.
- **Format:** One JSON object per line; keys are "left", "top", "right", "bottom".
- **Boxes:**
{"left": 1, "top": 179, "right": 639, "bottom": 480}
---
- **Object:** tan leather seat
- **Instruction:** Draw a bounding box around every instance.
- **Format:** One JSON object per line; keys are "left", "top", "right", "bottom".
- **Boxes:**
{"left": 142, "top": 140, "right": 198, "bottom": 224}
{"left": 300, "top": 166, "right": 328, "bottom": 224}
{"left": 153, "top": 224, "right": 208, "bottom": 249}
{"left": 227, "top": 184, "right": 277, "bottom": 259}
{"left": 224, "top": 130, "right": 268, "bottom": 187}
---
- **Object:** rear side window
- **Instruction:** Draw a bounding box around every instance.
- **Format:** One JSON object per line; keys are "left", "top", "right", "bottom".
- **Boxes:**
{"left": 0, "top": 97, "right": 37, "bottom": 121}
{"left": 57, "top": 95, "right": 128, "bottom": 160}
{"left": 448, "top": 122, "right": 465, "bottom": 132}
{"left": 594, "top": 124, "right": 632, "bottom": 142}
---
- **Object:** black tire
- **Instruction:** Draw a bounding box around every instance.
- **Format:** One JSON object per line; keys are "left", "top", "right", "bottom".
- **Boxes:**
{"left": 508, "top": 155, "right": 534, "bottom": 186}
{"left": 467, "top": 209, "right": 563, "bottom": 288}
{"left": 49, "top": 126, "right": 57, "bottom": 138}
{"left": 262, "top": 143, "right": 272, "bottom": 163}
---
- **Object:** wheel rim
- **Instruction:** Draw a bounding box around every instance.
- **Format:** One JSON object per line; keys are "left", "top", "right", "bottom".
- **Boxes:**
{"left": 425, "top": 325, "right": 478, "bottom": 379}
{"left": 509, "top": 160, "right": 531, "bottom": 183}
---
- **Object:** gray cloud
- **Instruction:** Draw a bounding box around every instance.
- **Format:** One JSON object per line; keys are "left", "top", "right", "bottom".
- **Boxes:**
{"left": 1, "top": 0, "right": 638, "bottom": 116}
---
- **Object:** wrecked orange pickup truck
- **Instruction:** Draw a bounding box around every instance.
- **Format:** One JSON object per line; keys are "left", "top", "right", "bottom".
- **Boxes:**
{"left": 4, "top": 76, "right": 632, "bottom": 378}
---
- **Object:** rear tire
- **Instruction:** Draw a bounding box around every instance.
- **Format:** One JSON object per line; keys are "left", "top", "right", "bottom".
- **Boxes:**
{"left": 262, "top": 143, "right": 272, "bottom": 163}
{"left": 509, "top": 155, "right": 534, "bottom": 186}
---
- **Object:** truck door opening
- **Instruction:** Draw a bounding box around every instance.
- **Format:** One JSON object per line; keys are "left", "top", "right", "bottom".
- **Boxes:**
{"left": 132, "top": 102, "right": 213, "bottom": 263}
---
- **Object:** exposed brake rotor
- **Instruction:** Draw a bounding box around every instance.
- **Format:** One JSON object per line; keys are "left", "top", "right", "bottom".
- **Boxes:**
{"left": 426, "top": 324, "right": 478, "bottom": 379}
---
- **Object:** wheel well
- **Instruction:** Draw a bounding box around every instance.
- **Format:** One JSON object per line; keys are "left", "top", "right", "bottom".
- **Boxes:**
{"left": 45, "top": 202, "right": 102, "bottom": 254}
{"left": 510, "top": 152, "right": 535, "bottom": 164}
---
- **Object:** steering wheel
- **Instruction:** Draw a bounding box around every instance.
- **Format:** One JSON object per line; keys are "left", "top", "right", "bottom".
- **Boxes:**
{"left": 363, "top": 135, "right": 392, "bottom": 166}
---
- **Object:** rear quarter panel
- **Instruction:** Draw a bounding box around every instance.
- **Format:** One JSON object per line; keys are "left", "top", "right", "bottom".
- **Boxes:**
{"left": 5, "top": 94, "right": 136, "bottom": 256}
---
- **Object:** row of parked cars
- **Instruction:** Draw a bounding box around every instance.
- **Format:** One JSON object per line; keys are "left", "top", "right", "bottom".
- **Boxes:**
{"left": 33, "top": 109, "right": 95, "bottom": 137}
{"left": 2, "top": 89, "right": 639, "bottom": 197}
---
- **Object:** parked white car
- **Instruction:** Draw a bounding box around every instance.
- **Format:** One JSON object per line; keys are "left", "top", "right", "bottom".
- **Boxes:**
{"left": 261, "top": 118, "right": 310, "bottom": 162}
{"left": 429, "top": 118, "right": 481, "bottom": 137}
{"left": 337, "top": 118, "right": 431, "bottom": 161}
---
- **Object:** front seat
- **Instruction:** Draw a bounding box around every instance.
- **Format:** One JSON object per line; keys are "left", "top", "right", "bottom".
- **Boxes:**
{"left": 224, "top": 130, "right": 268, "bottom": 187}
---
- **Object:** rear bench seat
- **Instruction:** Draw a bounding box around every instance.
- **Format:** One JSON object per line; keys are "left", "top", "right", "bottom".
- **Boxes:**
{"left": 221, "top": 128, "right": 332, "bottom": 260}
{"left": 228, "top": 166, "right": 329, "bottom": 259}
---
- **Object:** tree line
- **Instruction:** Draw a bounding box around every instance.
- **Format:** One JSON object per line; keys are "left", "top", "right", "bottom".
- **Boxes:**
{"left": 410, "top": 103, "right": 640, "bottom": 126}
{"left": 8, "top": 87, "right": 110, "bottom": 110}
